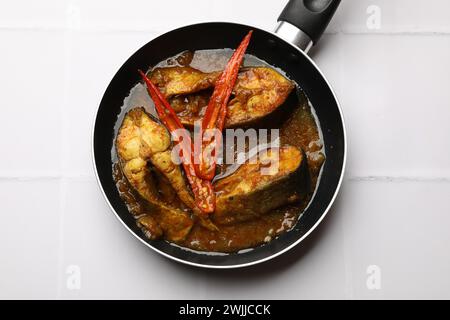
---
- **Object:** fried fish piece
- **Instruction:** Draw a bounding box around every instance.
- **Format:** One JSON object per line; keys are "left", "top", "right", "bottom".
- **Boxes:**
{"left": 150, "top": 66, "right": 295, "bottom": 128}
{"left": 117, "top": 108, "right": 195, "bottom": 207}
{"left": 213, "top": 146, "right": 308, "bottom": 225}
{"left": 116, "top": 108, "right": 193, "bottom": 241}
{"left": 116, "top": 108, "right": 217, "bottom": 236}
{"left": 226, "top": 67, "right": 295, "bottom": 127}
{"left": 136, "top": 215, "right": 163, "bottom": 240}
{"left": 150, "top": 66, "right": 220, "bottom": 98}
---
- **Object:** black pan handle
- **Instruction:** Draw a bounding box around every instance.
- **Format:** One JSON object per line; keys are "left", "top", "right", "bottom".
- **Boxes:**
{"left": 276, "top": 0, "right": 341, "bottom": 51}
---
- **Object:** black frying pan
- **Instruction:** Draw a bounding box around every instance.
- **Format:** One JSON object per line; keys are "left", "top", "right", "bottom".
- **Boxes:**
{"left": 93, "top": 0, "right": 346, "bottom": 268}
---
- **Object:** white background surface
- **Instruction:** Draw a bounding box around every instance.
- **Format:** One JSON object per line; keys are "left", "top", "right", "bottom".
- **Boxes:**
{"left": 1, "top": 0, "right": 449, "bottom": 299}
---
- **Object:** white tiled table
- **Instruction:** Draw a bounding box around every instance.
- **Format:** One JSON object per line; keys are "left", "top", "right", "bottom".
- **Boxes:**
{"left": 1, "top": 0, "right": 449, "bottom": 299}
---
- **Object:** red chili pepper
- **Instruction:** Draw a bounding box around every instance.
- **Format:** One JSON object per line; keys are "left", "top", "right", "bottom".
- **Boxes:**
{"left": 195, "top": 30, "right": 253, "bottom": 180}
{"left": 138, "top": 70, "right": 215, "bottom": 214}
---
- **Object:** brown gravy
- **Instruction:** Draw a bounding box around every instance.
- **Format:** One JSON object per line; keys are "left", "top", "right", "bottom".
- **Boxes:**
{"left": 112, "top": 50, "right": 325, "bottom": 253}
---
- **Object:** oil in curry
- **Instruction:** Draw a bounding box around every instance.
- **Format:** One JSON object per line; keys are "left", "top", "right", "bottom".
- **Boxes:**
{"left": 112, "top": 50, "right": 325, "bottom": 253}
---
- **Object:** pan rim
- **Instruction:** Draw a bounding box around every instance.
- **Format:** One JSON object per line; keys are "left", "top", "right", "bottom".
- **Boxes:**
{"left": 91, "top": 21, "right": 347, "bottom": 269}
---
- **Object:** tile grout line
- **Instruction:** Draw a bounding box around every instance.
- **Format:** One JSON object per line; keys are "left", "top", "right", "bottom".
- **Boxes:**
{"left": 56, "top": 1, "right": 79, "bottom": 298}
{"left": 336, "top": 32, "right": 354, "bottom": 300}
{"left": 2, "top": 24, "right": 450, "bottom": 36}
{"left": 0, "top": 174, "right": 95, "bottom": 181}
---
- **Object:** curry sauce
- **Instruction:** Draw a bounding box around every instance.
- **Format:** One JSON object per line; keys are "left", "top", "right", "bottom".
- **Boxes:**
{"left": 112, "top": 50, "right": 325, "bottom": 253}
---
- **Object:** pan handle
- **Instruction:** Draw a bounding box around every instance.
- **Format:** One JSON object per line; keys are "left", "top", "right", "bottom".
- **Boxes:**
{"left": 275, "top": 0, "right": 341, "bottom": 53}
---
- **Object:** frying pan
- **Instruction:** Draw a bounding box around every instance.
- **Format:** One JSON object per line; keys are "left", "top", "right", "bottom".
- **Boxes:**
{"left": 93, "top": 0, "right": 346, "bottom": 268}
